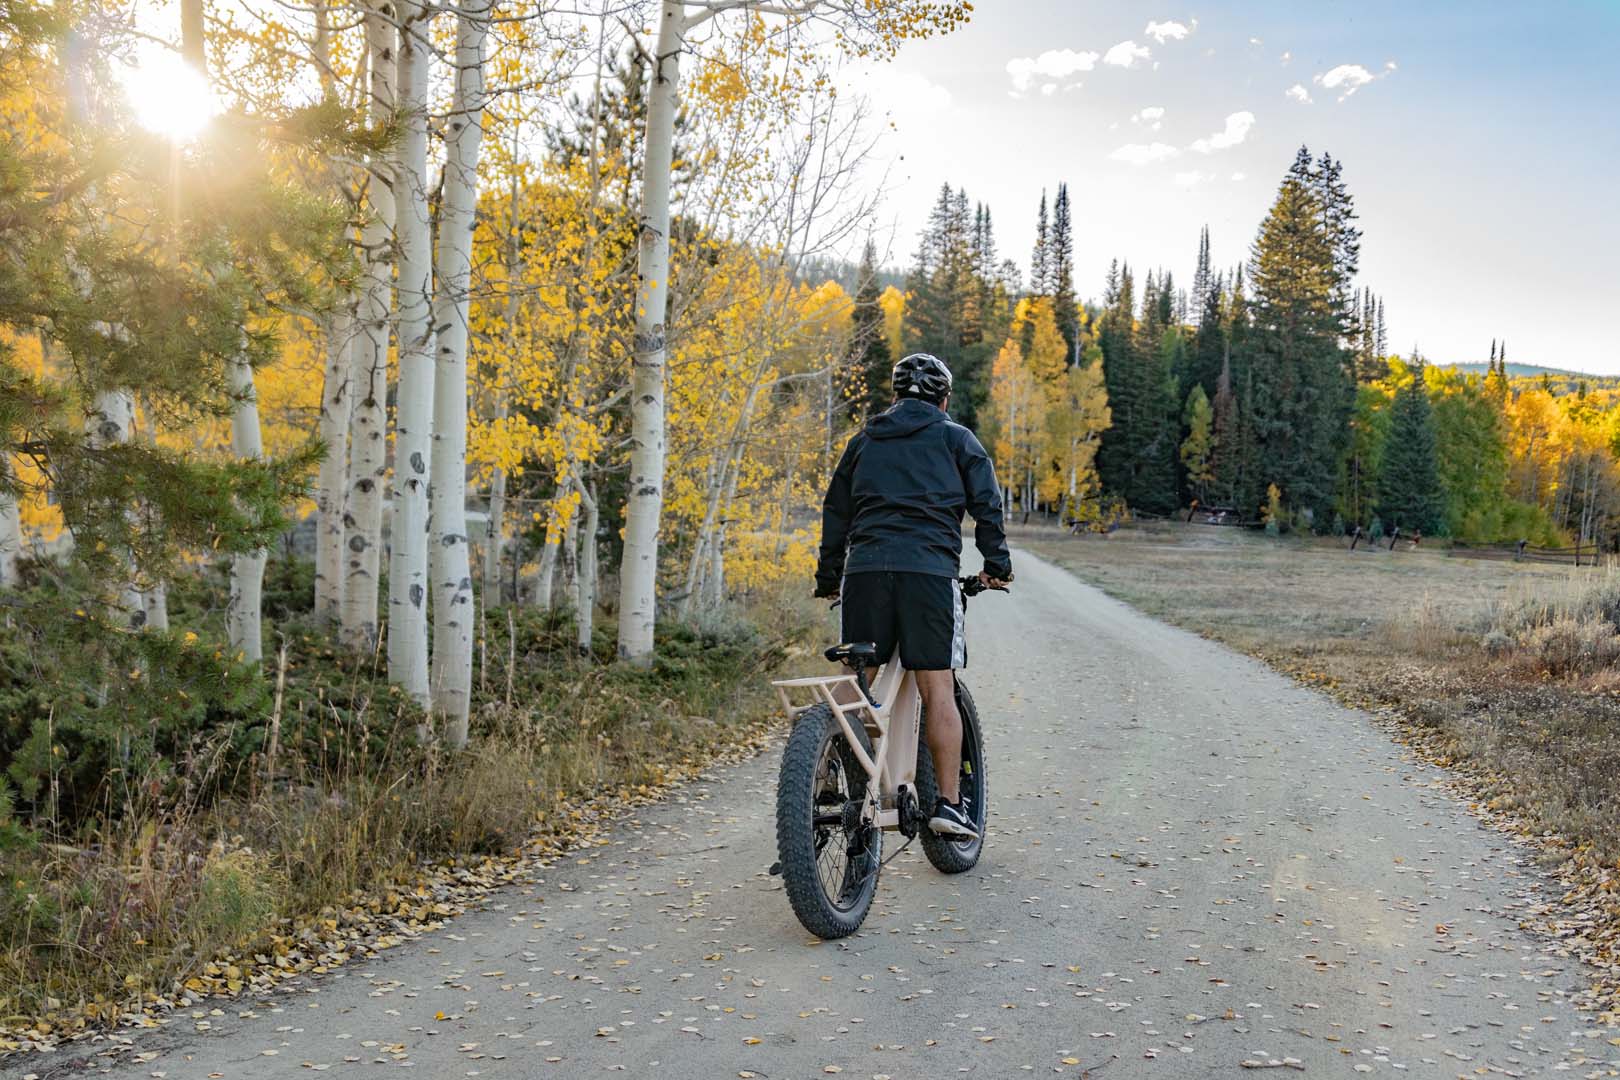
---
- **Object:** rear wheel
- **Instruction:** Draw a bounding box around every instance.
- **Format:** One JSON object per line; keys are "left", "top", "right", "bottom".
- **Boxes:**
{"left": 917, "top": 679, "right": 987, "bottom": 874}
{"left": 775, "top": 704, "right": 881, "bottom": 939}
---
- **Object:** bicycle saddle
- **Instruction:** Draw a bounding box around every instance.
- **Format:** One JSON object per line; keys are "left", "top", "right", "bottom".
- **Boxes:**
{"left": 824, "top": 641, "right": 879, "bottom": 667}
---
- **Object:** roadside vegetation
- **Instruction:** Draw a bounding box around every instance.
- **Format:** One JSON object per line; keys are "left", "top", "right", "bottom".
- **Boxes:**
{"left": 0, "top": 556, "right": 814, "bottom": 1046}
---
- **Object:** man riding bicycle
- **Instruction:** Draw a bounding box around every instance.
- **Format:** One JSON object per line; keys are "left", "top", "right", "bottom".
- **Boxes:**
{"left": 815, "top": 352, "right": 1012, "bottom": 840}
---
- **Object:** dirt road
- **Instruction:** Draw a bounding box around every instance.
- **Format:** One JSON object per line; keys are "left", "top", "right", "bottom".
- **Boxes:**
{"left": 18, "top": 550, "right": 1618, "bottom": 1078}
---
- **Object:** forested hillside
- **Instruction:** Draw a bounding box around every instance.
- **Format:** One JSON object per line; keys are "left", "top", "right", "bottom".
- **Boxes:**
{"left": 882, "top": 149, "right": 1618, "bottom": 548}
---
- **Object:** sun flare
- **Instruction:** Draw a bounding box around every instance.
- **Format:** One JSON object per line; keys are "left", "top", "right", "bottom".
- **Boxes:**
{"left": 120, "top": 51, "right": 217, "bottom": 140}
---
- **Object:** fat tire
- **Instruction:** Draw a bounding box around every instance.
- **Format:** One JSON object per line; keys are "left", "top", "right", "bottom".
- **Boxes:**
{"left": 775, "top": 704, "right": 880, "bottom": 939}
{"left": 917, "top": 679, "right": 987, "bottom": 874}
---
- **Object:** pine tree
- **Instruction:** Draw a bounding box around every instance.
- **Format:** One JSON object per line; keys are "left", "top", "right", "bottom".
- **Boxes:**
{"left": 1050, "top": 183, "right": 1079, "bottom": 362}
{"left": 901, "top": 183, "right": 987, "bottom": 427}
{"left": 1245, "top": 149, "right": 1355, "bottom": 522}
{"left": 1375, "top": 296, "right": 1388, "bottom": 359}
{"left": 1191, "top": 225, "right": 1212, "bottom": 326}
{"left": 1029, "top": 190, "right": 1050, "bottom": 297}
{"left": 848, "top": 238, "right": 892, "bottom": 418}
{"left": 0, "top": 3, "right": 334, "bottom": 625}
{"left": 1208, "top": 350, "right": 1240, "bottom": 506}
{"left": 1377, "top": 366, "right": 1444, "bottom": 533}
{"left": 1184, "top": 270, "right": 1226, "bottom": 399}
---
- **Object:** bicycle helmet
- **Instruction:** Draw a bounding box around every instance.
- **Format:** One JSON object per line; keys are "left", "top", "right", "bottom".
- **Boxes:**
{"left": 892, "top": 352, "right": 953, "bottom": 404}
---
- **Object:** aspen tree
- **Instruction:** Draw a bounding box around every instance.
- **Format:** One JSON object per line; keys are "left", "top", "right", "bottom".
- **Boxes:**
{"left": 342, "top": 0, "right": 397, "bottom": 653}
{"left": 386, "top": 0, "right": 436, "bottom": 704}
{"left": 428, "top": 0, "right": 490, "bottom": 745}
{"left": 616, "top": 0, "right": 970, "bottom": 662}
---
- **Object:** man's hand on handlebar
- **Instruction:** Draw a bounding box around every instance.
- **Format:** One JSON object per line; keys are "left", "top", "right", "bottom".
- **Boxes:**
{"left": 977, "top": 571, "right": 1012, "bottom": 592}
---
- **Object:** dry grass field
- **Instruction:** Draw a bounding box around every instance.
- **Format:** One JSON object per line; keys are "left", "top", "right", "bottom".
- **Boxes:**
{"left": 1014, "top": 522, "right": 1620, "bottom": 863}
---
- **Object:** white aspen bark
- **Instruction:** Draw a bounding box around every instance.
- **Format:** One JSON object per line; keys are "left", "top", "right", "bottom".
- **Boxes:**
{"left": 0, "top": 469, "right": 22, "bottom": 589}
{"left": 482, "top": 457, "right": 507, "bottom": 599}
{"left": 342, "top": 0, "right": 396, "bottom": 653}
{"left": 137, "top": 401, "right": 168, "bottom": 630}
{"left": 706, "top": 460, "right": 741, "bottom": 609}
{"left": 386, "top": 0, "right": 435, "bottom": 706}
{"left": 533, "top": 526, "right": 561, "bottom": 610}
{"left": 575, "top": 481, "right": 598, "bottom": 655}
{"left": 314, "top": 306, "right": 355, "bottom": 626}
{"left": 86, "top": 392, "right": 143, "bottom": 623}
{"left": 428, "top": 0, "right": 488, "bottom": 747}
{"left": 616, "top": 0, "right": 684, "bottom": 664}
{"left": 227, "top": 353, "right": 267, "bottom": 664}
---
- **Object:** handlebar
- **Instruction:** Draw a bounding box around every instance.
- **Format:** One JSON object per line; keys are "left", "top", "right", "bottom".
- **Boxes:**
{"left": 958, "top": 574, "right": 1010, "bottom": 598}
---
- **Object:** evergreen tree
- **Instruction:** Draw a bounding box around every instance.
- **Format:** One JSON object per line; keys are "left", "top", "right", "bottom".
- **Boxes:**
{"left": 1311, "top": 151, "right": 1361, "bottom": 343}
{"left": 1097, "top": 263, "right": 1177, "bottom": 512}
{"left": 1375, "top": 296, "right": 1388, "bottom": 359}
{"left": 1377, "top": 366, "right": 1444, "bottom": 533}
{"left": 1208, "top": 350, "right": 1240, "bottom": 506}
{"left": 1050, "top": 183, "right": 1079, "bottom": 362}
{"left": 1244, "top": 149, "right": 1355, "bottom": 522}
{"left": 1191, "top": 225, "right": 1212, "bottom": 326}
{"left": 1180, "top": 385, "right": 1214, "bottom": 503}
{"left": 1029, "top": 190, "right": 1050, "bottom": 297}
{"left": 901, "top": 183, "right": 992, "bottom": 427}
{"left": 0, "top": 4, "right": 337, "bottom": 625}
{"left": 1185, "top": 270, "right": 1227, "bottom": 399}
{"left": 847, "top": 238, "right": 891, "bottom": 418}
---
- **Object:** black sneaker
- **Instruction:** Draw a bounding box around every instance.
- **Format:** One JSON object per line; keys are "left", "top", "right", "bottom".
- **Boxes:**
{"left": 928, "top": 797, "right": 978, "bottom": 839}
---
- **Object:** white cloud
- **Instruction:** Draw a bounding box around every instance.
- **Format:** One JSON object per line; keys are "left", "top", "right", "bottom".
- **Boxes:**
{"left": 1286, "top": 83, "right": 1312, "bottom": 104}
{"left": 1006, "top": 47, "right": 1100, "bottom": 93}
{"left": 1144, "top": 19, "right": 1190, "bottom": 44}
{"left": 1230, "top": 171, "right": 1247, "bottom": 181}
{"left": 848, "top": 67, "right": 951, "bottom": 125}
{"left": 1132, "top": 105, "right": 1166, "bottom": 130}
{"left": 1174, "top": 170, "right": 1214, "bottom": 187}
{"left": 1315, "top": 63, "right": 1379, "bottom": 100}
{"left": 1104, "top": 40, "right": 1152, "bottom": 68}
{"left": 1109, "top": 141, "right": 1180, "bottom": 165}
{"left": 1248, "top": 36, "right": 1263, "bottom": 46}
{"left": 1280, "top": 50, "right": 1292, "bottom": 64}
{"left": 1190, "top": 110, "right": 1255, "bottom": 153}
{"left": 1041, "top": 82, "right": 1057, "bottom": 96}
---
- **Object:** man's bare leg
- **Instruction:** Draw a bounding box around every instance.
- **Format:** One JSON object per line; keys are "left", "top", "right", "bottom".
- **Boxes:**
{"left": 916, "top": 669, "right": 961, "bottom": 803}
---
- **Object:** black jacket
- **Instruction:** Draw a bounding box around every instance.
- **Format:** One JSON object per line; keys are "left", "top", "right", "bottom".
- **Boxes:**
{"left": 815, "top": 399, "right": 1012, "bottom": 593}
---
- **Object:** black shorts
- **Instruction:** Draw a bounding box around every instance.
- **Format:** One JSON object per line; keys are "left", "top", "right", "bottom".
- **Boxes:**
{"left": 839, "top": 571, "right": 965, "bottom": 671}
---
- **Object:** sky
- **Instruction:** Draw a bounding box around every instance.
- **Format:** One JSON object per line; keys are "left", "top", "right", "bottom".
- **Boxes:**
{"left": 842, "top": 0, "right": 1620, "bottom": 374}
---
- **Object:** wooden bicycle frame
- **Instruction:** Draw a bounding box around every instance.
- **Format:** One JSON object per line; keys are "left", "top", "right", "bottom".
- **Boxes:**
{"left": 772, "top": 660, "right": 921, "bottom": 831}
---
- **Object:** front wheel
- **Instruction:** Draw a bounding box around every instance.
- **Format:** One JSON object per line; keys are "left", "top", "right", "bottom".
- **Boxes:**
{"left": 916, "top": 679, "right": 987, "bottom": 873}
{"left": 775, "top": 704, "right": 881, "bottom": 939}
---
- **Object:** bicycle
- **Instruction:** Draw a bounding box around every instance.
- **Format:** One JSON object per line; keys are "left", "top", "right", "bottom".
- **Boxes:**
{"left": 770, "top": 575, "right": 1002, "bottom": 939}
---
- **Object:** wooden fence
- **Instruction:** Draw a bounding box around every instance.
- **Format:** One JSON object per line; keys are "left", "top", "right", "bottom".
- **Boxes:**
{"left": 1446, "top": 539, "right": 1604, "bottom": 567}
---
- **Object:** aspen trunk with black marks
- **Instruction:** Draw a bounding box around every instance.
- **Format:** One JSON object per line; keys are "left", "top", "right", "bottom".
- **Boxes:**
{"left": 342, "top": 0, "right": 397, "bottom": 654}
{"left": 616, "top": 0, "right": 683, "bottom": 665}
{"left": 386, "top": 0, "right": 435, "bottom": 706}
{"left": 227, "top": 350, "right": 267, "bottom": 663}
{"left": 428, "top": 0, "right": 488, "bottom": 748}
{"left": 314, "top": 306, "right": 355, "bottom": 626}
{"left": 575, "top": 480, "right": 598, "bottom": 655}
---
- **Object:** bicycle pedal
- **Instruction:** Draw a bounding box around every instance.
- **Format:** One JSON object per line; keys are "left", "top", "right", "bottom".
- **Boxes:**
{"left": 768, "top": 861, "right": 783, "bottom": 876}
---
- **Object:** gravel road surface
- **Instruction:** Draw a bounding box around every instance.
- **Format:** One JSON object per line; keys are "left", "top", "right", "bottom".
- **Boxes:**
{"left": 14, "top": 549, "right": 1618, "bottom": 1078}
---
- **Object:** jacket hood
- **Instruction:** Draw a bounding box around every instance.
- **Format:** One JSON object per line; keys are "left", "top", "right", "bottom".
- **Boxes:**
{"left": 865, "top": 398, "right": 948, "bottom": 440}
